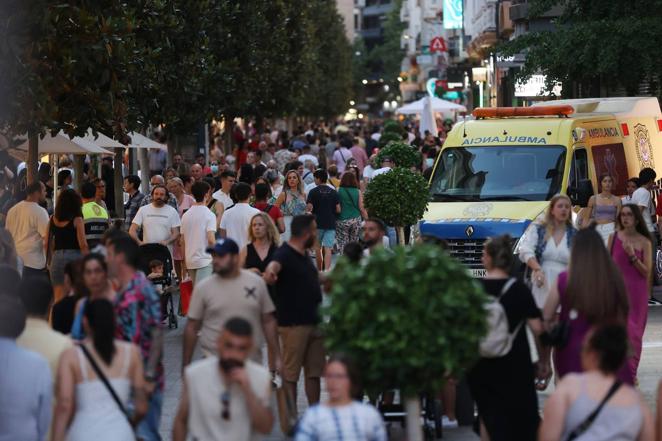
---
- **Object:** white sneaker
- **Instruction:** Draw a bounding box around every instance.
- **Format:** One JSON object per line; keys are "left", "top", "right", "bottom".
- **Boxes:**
{"left": 442, "top": 416, "right": 459, "bottom": 428}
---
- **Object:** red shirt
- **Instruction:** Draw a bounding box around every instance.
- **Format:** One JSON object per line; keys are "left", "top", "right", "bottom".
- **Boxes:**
{"left": 253, "top": 201, "right": 283, "bottom": 225}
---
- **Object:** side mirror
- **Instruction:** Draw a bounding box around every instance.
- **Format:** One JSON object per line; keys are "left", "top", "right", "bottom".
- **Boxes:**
{"left": 570, "top": 179, "right": 594, "bottom": 207}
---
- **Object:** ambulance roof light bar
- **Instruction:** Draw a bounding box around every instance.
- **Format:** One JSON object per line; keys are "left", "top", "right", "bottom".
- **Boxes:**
{"left": 473, "top": 105, "right": 575, "bottom": 119}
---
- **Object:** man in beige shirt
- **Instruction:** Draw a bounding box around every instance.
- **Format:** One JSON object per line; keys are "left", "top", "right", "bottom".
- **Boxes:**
{"left": 182, "top": 238, "right": 281, "bottom": 373}
{"left": 16, "top": 277, "right": 72, "bottom": 437}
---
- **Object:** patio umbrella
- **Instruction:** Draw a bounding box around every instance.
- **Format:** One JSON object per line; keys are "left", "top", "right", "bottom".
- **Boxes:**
{"left": 396, "top": 96, "right": 467, "bottom": 115}
{"left": 12, "top": 131, "right": 113, "bottom": 155}
{"left": 127, "top": 132, "right": 167, "bottom": 150}
{"left": 419, "top": 96, "right": 438, "bottom": 136}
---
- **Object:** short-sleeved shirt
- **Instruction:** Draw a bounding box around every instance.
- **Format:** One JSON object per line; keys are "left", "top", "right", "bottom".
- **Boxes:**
{"left": 219, "top": 203, "right": 260, "bottom": 250}
{"left": 185, "top": 357, "right": 271, "bottom": 441}
{"left": 272, "top": 243, "right": 322, "bottom": 326}
{"left": 131, "top": 203, "right": 181, "bottom": 244}
{"left": 631, "top": 187, "right": 654, "bottom": 232}
{"left": 5, "top": 200, "right": 49, "bottom": 269}
{"left": 124, "top": 191, "right": 145, "bottom": 226}
{"left": 333, "top": 148, "right": 352, "bottom": 174}
{"left": 296, "top": 402, "right": 387, "bottom": 441}
{"left": 188, "top": 270, "right": 275, "bottom": 357}
{"left": 181, "top": 205, "right": 217, "bottom": 269}
{"left": 338, "top": 187, "right": 361, "bottom": 220}
{"left": 114, "top": 271, "right": 163, "bottom": 389}
{"left": 307, "top": 185, "right": 339, "bottom": 230}
{"left": 253, "top": 201, "right": 283, "bottom": 225}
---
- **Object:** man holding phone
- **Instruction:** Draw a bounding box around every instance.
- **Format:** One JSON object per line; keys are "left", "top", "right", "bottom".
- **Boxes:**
{"left": 173, "top": 317, "right": 273, "bottom": 440}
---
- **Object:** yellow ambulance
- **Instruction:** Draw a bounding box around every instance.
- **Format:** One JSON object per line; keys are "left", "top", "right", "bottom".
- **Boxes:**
{"left": 421, "top": 97, "right": 662, "bottom": 277}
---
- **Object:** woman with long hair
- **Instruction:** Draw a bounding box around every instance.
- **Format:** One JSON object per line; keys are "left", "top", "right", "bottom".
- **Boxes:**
{"left": 543, "top": 228, "right": 629, "bottom": 381}
{"left": 608, "top": 204, "right": 652, "bottom": 384}
{"left": 540, "top": 325, "right": 653, "bottom": 441}
{"left": 275, "top": 169, "right": 307, "bottom": 242}
{"left": 167, "top": 177, "right": 195, "bottom": 281}
{"left": 295, "top": 354, "right": 386, "bottom": 441}
{"left": 240, "top": 212, "right": 280, "bottom": 277}
{"left": 335, "top": 172, "right": 368, "bottom": 255}
{"left": 46, "top": 188, "right": 89, "bottom": 303}
{"left": 468, "top": 235, "right": 546, "bottom": 441}
{"left": 70, "top": 253, "right": 116, "bottom": 340}
{"left": 581, "top": 174, "right": 621, "bottom": 243}
{"left": 52, "top": 299, "right": 147, "bottom": 441}
{"left": 518, "top": 194, "right": 576, "bottom": 308}
{"left": 52, "top": 259, "right": 89, "bottom": 335}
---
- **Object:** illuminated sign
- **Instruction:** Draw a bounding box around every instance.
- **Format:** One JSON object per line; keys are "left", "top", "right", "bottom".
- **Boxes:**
{"left": 461, "top": 136, "right": 548, "bottom": 146}
{"left": 443, "top": 0, "right": 463, "bottom": 29}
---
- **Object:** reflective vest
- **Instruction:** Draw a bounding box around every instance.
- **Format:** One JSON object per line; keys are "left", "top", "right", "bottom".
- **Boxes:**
{"left": 82, "top": 201, "right": 109, "bottom": 248}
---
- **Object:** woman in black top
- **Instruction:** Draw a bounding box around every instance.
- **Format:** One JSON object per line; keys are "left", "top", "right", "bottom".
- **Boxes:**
{"left": 51, "top": 259, "right": 88, "bottom": 334}
{"left": 46, "top": 189, "right": 88, "bottom": 303}
{"left": 467, "top": 235, "right": 547, "bottom": 441}
{"left": 239, "top": 212, "right": 279, "bottom": 276}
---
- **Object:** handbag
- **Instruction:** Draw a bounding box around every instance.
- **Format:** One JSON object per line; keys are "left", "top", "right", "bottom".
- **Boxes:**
{"left": 565, "top": 380, "right": 622, "bottom": 440}
{"left": 79, "top": 343, "right": 132, "bottom": 424}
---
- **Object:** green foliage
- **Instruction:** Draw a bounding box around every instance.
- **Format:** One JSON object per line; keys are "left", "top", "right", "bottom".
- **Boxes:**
{"left": 502, "top": 0, "right": 662, "bottom": 96}
{"left": 383, "top": 120, "right": 405, "bottom": 136}
{"left": 364, "top": 167, "right": 428, "bottom": 227}
{"left": 375, "top": 141, "right": 421, "bottom": 169}
{"left": 378, "top": 132, "right": 402, "bottom": 147}
{"left": 324, "top": 245, "right": 488, "bottom": 396}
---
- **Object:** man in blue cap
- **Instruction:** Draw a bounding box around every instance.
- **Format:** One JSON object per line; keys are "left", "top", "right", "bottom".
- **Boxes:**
{"left": 182, "top": 238, "right": 282, "bottom": 374}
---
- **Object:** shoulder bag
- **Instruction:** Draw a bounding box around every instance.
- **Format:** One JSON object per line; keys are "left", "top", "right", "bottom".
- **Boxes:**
{"left": 565, "top": 381, "right": 622, "bottom": 441}
{"left": 79, "top": 343, "right": 132, "bottom": 423}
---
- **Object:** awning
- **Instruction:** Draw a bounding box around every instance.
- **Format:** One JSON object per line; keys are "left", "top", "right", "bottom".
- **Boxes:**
{"left": 396, "top": 96, "right": 467, "bottom": 114}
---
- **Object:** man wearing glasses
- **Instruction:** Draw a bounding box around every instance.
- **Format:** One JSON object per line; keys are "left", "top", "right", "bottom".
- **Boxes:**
{"left": 173, "top": 317, "right": 273, "bottom": 441}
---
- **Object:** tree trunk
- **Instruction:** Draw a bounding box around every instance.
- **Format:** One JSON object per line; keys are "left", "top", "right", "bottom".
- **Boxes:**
{"left": 405, "top": 396, "right": 423, "bottom": 441}
{"left": 27, "top": 132, "right": 39, "bottom": 185}
{"left": 73, "top": 156, "right": 84, "bottom": 191}
{"left": 397, "top": 226, "right": 406, "bottom": 246}
{"left": 224, "top": 114, "right": 234, "bottom": 155}
{"left": 113, "top": 148, "right": 125, "bottom": 224}
{"left": 138, "top": 148, "right": 150, "bottom": 194}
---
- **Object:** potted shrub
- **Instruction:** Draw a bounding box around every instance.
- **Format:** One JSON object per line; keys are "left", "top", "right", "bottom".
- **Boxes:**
{"left": 375, "top": 140, "right": 421, "bottom": 169}
{"left": 324, "top": 244, "right": 488, "bottom": 441}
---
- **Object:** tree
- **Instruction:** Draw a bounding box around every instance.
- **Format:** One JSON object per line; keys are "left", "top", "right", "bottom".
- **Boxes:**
{"left": 364, "top": 167, "right": 428, "bottom": 244}
{"left": 0, "top": 0, "right": 137, "bottom": 182}
{"left": 502, "top": 0, "right": 662, "bottom": 97}
{"left": 366, "top": 0, "right": 405, "bottom": 84}
{"left": 324, "top": 244, "right": 487, "bottom": 441}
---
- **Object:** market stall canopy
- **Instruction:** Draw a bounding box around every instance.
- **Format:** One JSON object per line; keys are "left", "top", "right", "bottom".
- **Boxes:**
{"left": 419, "top": 97, "right": 438, "bottom": 136}
{"left": 127, "top": 132, "right": 167, "bottom": 150}
{"left": 12, "top": 131, "right": 113, "bottom": 155}
{"left": 396, "top": 96, "right": 467, "bottom": 114}
{"left": 81, "top": 129, "right": 125, "bottom": 149}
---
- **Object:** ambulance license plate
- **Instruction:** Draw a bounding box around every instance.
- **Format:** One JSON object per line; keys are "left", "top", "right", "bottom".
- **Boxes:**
{"left": 470, "top": 268, "right": 487, "bottom": 278}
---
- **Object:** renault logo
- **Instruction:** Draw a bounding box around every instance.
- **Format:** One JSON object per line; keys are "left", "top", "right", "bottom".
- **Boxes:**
{"left": 465, "top": 225, "right": 475, "bottom": 238}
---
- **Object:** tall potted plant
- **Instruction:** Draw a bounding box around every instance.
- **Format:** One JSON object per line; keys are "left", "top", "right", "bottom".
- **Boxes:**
{"left": 324, "top": 245, "right": 488, "bottom": 441}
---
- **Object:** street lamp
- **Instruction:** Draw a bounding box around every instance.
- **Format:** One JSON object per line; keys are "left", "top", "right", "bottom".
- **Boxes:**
{"left": 349, "top": 100, "right": 356, "bottom": 105}
{"left": 362, "top": 79, "right": 368, "bottom": 85}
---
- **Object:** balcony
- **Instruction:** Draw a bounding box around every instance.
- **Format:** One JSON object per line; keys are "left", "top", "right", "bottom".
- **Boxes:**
{"left": 510, "top": 1, "right": 563, "bottom": 22}
{"left": 362, "top": 3, "right": 393, "bottom": 17}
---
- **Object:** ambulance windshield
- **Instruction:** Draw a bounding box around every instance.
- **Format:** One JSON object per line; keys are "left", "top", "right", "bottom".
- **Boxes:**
{"left": 429, "top": 145, "right": 566, "bottom": 202}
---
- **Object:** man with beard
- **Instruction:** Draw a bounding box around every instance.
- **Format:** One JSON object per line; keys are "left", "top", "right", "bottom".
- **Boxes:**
{"left": 362, "top": 217, "right": 389, "bottom": 257}
{"left": 182, "top": 238, "right": 281, "bottom": 373}
{"left": 263, "top": 214, "right": 325, "bottom": 413}
{"left": 129, "top": 185, "right": 181, "bottom": 248}
{"left": 106, "top": 234, "right": 163, "bottom": 441}
{"left": 173, "top": 317, "right": 273, "bottom": 441}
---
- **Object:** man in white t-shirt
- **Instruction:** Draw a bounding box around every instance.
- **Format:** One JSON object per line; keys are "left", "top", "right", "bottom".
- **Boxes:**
{"left": 298, "top": 145, "right": 319, "bottom": 168}
{"left": 631, "top": 167, "right": 657, "bottom": 234}
{"left": 181, "top": 181, "right": 217, "bottom": 286}
{"left": 5, "top": 182, "right": 49, "bottom": 276}
{"left": 332, "top": 138, "right": 353, "bottom": 174}
{"left": 129, "top": 185, "right": 181, "bottom": 247}
{"left": 211, "top": 170, "right": 236, "bottom": 228}
{"left": 371, "top": 156, "right": 394, "bottom": 179}
{"left": 173, "top": 318, "right": 273, "bottom": 441}
{"left": 219, "top": 183, "right": 260, "bottom": 250}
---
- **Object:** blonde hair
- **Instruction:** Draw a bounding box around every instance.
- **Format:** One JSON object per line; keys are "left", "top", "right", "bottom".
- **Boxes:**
{"left": 284, "top": 170, "right": 304, "bottom": 195}
{"left": 542, "top": 194, "right": 574, "bottom": 240}
{"left": 248, "top": 212, "right": 281, "bottom": 246}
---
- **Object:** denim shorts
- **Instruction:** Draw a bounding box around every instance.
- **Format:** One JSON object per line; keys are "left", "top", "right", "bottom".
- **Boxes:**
{"left": 50, "top": 249, "right": 82, "bottom": 285}
{"left": 317, "top": 229, "right": 336, "bottom": 248}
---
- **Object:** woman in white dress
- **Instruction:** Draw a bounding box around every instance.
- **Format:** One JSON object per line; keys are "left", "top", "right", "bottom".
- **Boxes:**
{"left": 52, "top": 299, "right": 148, "bottom": 441}
{"left": 519, "top": 194, "right": 577, "bottom": 308}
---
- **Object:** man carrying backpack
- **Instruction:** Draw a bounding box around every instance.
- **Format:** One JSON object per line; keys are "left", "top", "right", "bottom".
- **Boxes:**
{"left": 253, "top": 183, "right": 285, "bottom": 234}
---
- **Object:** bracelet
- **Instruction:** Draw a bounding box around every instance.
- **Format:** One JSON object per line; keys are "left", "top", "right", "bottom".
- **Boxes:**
{"left": 629, "top": 255, "right": 638, "bottom": 264}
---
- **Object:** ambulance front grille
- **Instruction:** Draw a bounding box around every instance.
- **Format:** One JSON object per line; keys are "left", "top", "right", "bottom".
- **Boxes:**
{"left": 446, "top": 239, "right": 487, "bottom": 269}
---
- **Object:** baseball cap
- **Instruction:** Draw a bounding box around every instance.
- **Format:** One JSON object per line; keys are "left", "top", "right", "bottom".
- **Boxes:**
{"left": 206, "top": 238, "right": 240, "bottom": 256}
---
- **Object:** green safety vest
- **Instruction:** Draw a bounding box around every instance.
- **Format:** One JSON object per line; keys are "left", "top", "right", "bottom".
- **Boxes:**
{"left": 82, "top": 201, "right": 109, "bottom": 247}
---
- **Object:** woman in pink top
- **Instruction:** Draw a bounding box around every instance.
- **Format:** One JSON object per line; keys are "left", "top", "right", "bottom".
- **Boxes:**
{"left": 167, "top": 178, "right": 195, "bottom": 281}
{"left": 608, "top": 204, "right": 652, "bottom": 384}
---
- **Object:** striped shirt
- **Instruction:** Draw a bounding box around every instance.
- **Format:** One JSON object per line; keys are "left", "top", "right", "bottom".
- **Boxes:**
{"left": 295, "top": 402, "right": 386, "bottom": 441}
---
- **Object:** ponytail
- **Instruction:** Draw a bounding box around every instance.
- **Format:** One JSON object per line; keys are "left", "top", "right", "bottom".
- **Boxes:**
{"left": 84, "top": 299, "right": 116, "bottom": 365}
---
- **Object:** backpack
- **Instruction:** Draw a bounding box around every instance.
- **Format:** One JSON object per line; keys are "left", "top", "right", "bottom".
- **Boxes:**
{"left": 479, "top": 278, "right": 521, "bottom": 358}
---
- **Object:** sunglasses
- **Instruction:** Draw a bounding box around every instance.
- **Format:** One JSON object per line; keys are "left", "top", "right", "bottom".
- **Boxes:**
{"left": 221, "top": 391, "right": 230, "bottom": 420}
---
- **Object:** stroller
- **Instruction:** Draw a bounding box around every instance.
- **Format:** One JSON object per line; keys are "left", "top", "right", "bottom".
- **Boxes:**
{"left": 138, "top": 243, "right": 178, "bottom": 329}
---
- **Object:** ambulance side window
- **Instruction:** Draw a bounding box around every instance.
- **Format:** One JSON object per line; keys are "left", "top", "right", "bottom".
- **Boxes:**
{"left": 568, "top": 148, "right": 592, "bottom": 206}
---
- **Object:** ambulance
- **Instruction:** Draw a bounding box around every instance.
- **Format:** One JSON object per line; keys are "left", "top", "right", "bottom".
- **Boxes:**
{"left": 420, "top": 97, "right": 662, "bottom": 277}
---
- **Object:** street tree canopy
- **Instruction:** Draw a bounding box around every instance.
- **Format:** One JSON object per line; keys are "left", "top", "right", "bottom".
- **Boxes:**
{"left": 503, "top": 0, "right": 662, "bottom": 96}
